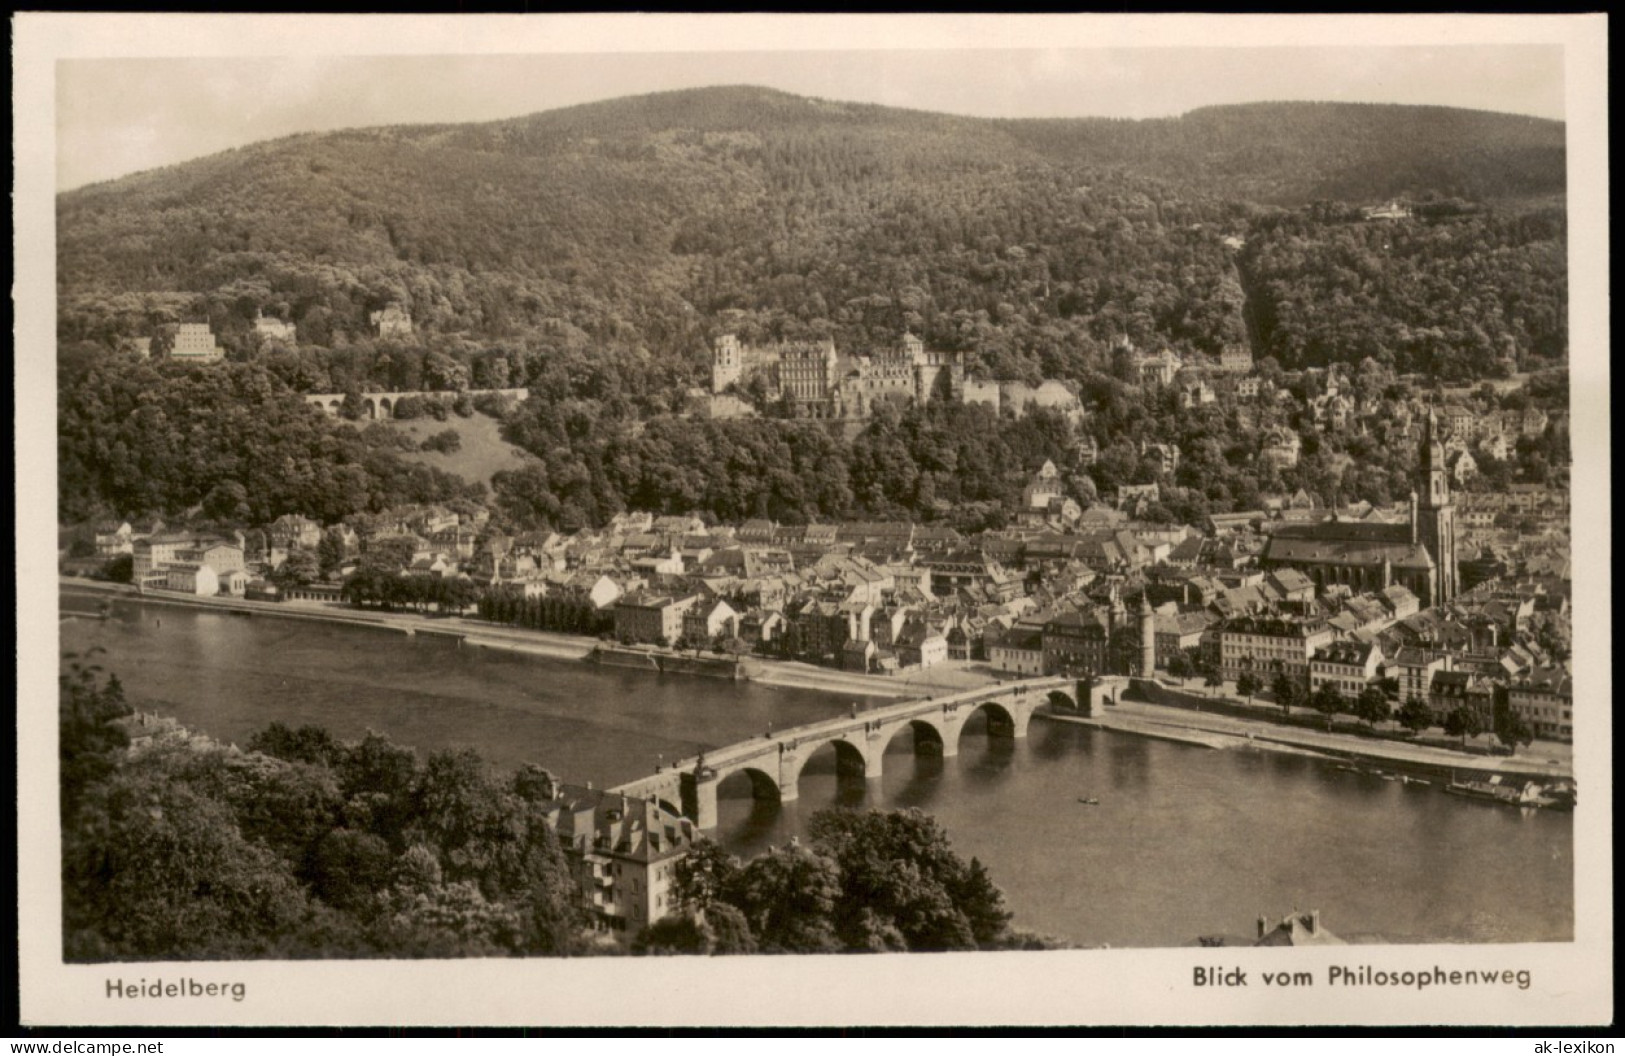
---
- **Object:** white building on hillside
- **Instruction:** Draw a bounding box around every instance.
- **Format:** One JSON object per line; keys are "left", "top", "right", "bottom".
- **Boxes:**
{"left": 170, "top": 323, "right": 224, "bottom": 362}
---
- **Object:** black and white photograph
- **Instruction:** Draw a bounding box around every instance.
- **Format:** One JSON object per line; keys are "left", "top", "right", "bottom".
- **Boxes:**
{"left": 15, "top": 13, "right": 1611, "bottom": 1028}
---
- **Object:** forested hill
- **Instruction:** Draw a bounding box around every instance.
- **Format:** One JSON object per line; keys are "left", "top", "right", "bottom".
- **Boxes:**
{"left": 57, "top": 86, "right": 1569, "bottom": 529}
{"left": 58, "top": 86, "right": 1565, "bottom": 382}
{"left": 1003, "top": 101, "right": 1564, "bottom": 205}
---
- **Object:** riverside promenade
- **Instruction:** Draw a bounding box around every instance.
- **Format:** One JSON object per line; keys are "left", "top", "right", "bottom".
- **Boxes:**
{"left": 1047, "top": 687, "right": 1574, "bottom": 781}
{"left": 59, "top": 579, "right": 974, "bottom": 698}
{"left": 62, "top": 578, "right": 1572, "bottom": 781}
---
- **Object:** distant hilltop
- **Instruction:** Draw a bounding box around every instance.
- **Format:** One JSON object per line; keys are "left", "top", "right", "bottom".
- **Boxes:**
{"left": 56, "top": 84, "right": 1565, "bottom": 387}
{"left": 61, "top": 85, "right": 1563, "bottom": 208}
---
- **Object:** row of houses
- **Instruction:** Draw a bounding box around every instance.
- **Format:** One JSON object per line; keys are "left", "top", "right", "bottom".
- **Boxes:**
{"left": 130, "top": 533, "right": 249, "bottom": 596}
{"left": 119, "top": 302, "right": 418, "bottom": 362}
{"left": 81, "top": 441, "right": 1567, "bottom": 731}
{"left": 94, "top": 507, "right": 1571, "bottom": 740}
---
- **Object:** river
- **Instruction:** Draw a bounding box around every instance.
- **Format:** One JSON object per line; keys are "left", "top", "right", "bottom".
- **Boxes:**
{"left": 59, "top": 592, "right": 1573, "bottom": 949}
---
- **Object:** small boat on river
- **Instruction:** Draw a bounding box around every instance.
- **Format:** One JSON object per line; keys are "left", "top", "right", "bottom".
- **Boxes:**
{"left": 1444, "top": 773, "right": 1573, "bottom": 810}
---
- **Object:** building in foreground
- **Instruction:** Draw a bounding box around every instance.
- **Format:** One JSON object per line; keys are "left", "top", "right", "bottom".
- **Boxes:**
{"left": 1254, "top": 909, "right": 1344, "bottom": 946}
{"left": 614, "top": 592, "right": 701, "bottom": 645}
{"left": 1308, "top": 640, "right": 1384, "bottom": 698}
{"left": 1218, "top": 614, "right": 1336, "bottom": 687}
{"left": 1505, "top": 665, "right": 1572, "bottom": 742}
{"left": 540, "top": 784, "right": 697, "bottom": 937}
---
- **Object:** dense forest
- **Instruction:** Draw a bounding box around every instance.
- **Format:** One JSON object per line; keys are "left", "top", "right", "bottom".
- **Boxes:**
{"left": 59, "top": 87, "right": 1565, "bottom": 384}
{"left": 61, "top": 656, "right": 584, "bottom": 960}
{"left": 1000, "top": 101, "right": 1565, "bottom": 205}
{"left": 1241, "top": 208, "right": 1567, "bottom": 379}
{"left": 56, "top": 87, "right": 1570, "bottom": 528}
{"left": 61, "top": 657, "right": 1034, "bottom": 958}
{"left": 488, "top": 372, "right": 1567, "bottom": 533}
{"left": 57, "top": 336, "right": 1568, "bottom": 531}
{"left": 55, "top": 353, "right": 483, "bottom": 524}
{"left": 645, "top": 810, "right": 1039, "bottom": 954}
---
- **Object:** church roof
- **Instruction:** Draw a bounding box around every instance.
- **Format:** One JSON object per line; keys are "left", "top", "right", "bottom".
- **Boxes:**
{"left": 1263, "top": 535, "right": 1435, "bottom": 571}
{"left": 1270, "top": 520, "right": 1413, "bottom": 544}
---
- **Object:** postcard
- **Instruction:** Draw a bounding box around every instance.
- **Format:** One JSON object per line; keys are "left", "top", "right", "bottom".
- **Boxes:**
{"left": 15, "top": 12, "right": 1611, "bottom": 1028}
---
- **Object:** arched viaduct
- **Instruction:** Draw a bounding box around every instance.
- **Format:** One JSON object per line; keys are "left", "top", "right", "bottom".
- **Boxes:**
{"left": 612, "top": 675, "right": 1125, "bottom": 829}
{"left": 302, "top": 387, "right": 530, "bottom": 420}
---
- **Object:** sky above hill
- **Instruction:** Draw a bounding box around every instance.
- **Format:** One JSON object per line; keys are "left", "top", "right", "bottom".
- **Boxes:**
{"left": 54, "top": 24, "right": 1566, "bottom": 192}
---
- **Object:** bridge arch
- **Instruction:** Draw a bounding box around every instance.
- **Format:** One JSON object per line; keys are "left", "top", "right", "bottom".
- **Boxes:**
{"left": 957, "top": 699, "right": 1030, "bottom": 750}
{"left": 619, "top": 679, "right": 1065, "bottom": 829}
{"left": 881, "top": 718, "right": 946, "bottom": 757}
{"left": 362, "top": 398, "right": 377, "bottom": 419}
{"left": 790, "top": 737, "right": 872, "bottom": 787}
{"left": 716, "top": 765, "right": 781, "bottom": 806}
{"left": 378, "top": 396, "right": 393, "bottom": 418}
{"left": 327, "top": 398, "right": 342, "bottom": 415}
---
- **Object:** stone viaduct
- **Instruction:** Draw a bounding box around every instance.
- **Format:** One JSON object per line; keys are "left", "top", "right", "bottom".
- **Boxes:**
{"left": 302, "top": 387, "right": 530, "bottom": 420}
{"left": 612, "top": 675, "right": 1125, "bottom": 829}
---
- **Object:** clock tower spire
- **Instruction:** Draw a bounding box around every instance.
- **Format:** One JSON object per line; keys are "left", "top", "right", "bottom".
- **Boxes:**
{"left": 1414, "top": 408, "right": 1458, "bottom": 607}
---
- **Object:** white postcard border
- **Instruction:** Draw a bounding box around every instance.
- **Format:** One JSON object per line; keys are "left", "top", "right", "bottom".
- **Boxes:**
{"left": 14, "top": 12, "right": 1611, "bottom": 1028}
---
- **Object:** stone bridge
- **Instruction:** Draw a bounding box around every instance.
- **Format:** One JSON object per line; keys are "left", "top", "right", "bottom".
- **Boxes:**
{"left": 612, "top": 675, "right": 1121, "bottom": 829}
{"left": 303, "top": 387, "right": 530, "bottom": 420}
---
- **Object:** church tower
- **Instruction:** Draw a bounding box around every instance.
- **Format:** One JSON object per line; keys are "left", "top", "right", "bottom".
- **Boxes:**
{"left": 1415, "top": 409, "right": 1459, "bottom": 607}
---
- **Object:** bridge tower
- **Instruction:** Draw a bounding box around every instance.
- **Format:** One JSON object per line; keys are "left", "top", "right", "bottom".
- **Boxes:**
{"left": 1138, "top": 591, "right": 1157, "bottom": 677}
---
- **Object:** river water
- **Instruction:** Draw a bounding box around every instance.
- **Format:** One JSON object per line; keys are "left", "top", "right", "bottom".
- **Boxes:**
{"left": 60, "top": 593, "right": 1573, "bottom": 949}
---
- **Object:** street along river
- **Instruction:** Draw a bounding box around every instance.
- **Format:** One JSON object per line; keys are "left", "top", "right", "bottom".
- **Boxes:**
{"left": 60, "top": 592, "right": 1572, "bottom": 948}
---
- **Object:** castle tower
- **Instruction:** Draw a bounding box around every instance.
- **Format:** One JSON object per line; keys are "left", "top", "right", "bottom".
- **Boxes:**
{"left": 1138, "top": 592, "right": 1157, "bottom": 678}
{"left": 1415, "top": 409, "right": 1459, "bottom": 607}
{"left": 712, "top": 335, "right": 743, "bottom": 394}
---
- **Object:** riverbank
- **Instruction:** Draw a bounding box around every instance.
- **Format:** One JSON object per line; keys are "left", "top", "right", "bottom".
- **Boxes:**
{"left": 60, "top": 579, "right": 989, "bottom": 700}
{"left": 59, "top": 586, "right": 1577, "bottom": 950}
{"left": 1124, "top": 675, "right": 1572, "bottom": 776}
{"left": 65, "top": 579, "right": 1569, "bottom": 783}
{"left": 1042, "top": 695, "right": 1574, "bottom": 782}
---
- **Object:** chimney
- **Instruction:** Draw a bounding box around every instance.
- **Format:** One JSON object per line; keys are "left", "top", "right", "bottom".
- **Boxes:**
{"left": 1257, "top": 915, "right": 1268, "bottom": 940}
{"left": 1308, "top": 910, "right": 1320, "bottom": 935}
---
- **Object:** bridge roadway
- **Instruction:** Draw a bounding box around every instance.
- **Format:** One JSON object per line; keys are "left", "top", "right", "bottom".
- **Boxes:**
{"left": 611, "top": 675, "right": 1120, "bottom": 829}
